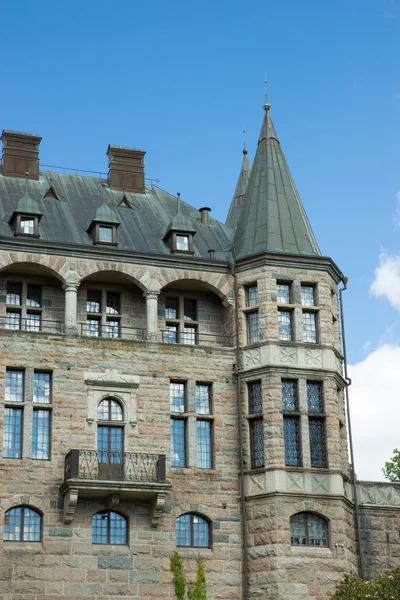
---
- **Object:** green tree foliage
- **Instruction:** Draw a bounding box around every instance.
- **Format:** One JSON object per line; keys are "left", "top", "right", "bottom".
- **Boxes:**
{"left": 187, "top": 555, "right": 207, "bottom": 600}
{"left": 383, "top": 448, "right": 400, "bottom": 482}
{"left": 170, "top": 551, "right": 186, "bottom": 600}
{"left": 330, "top": 568, "right": 400, "bottom": 599}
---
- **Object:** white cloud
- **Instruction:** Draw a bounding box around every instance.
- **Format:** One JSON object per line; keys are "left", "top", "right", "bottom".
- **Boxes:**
{"left": 370, "top": 251, "right": 400, "bottom": 311}
{"left": 349, "top": 345, "right": 400, "bottom": 481}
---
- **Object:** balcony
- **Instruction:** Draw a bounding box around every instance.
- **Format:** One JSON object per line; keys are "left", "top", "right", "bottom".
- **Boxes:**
{"left": 60, "top": 450, "right": 171, "bottom": 526}
{"left": 0, "top": 316, "right": 64, "bottom": 334}
{"left": 160, "top": 329, "right": 233, "bottom": 348}
{"left": 80, "top": 322, "right": 146, "bottom": 341}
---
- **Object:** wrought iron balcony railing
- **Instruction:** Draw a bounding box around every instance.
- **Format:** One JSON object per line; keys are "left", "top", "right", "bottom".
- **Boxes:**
{"left": 64, "top": 449, "right": 166, "bottom": 483}
{"left": 80, "top": 322, "right": 146, "bottom": 341}
{"left": 0, "top": 316, "right": 64, "bottom": 334}
{"left": 161, "top": 329, "right": 232, "bottom": 347}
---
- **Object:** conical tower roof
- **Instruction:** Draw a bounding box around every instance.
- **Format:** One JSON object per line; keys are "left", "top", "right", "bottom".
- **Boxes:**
{"left": 233, "top": 106, "right": 321, "bottom": 259}
{"left": 226, "top": 146, "right": 252, "bottom": 230}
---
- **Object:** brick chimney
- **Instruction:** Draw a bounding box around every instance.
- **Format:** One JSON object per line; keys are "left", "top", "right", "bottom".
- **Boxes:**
{"left": 1, "top": 130, "right": 42, "bottom": 180}
{"left": 107, "top": 145, "right": 146, "bottom": 193}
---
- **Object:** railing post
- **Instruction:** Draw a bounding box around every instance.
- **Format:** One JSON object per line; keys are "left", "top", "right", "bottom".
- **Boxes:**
{"left": 158, "top": 454, "right": 166, "bottom": 482}
{"left": 69, "top": 449, "right": 80, "bottom": 478}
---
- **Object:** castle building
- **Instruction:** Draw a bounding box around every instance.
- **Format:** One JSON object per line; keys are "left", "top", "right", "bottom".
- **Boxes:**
{"left": 0, "top": 103, "right": 400, "bottom": 600}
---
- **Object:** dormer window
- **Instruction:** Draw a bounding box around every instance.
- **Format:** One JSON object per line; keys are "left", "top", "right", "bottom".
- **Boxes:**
{"left": 9, "top": 193, "right": 42, "bottom": 238}
{"left": 20, "top": 217, "right": 35, "bottom": 235}
{"left": 176, "top": 235, "right": 189, "bottom": 251}
{"left": 98, "top": 225, "right": 113, "bottom": 244}
{"left": 88, "top": 203, "right": 120, "bottom": 247}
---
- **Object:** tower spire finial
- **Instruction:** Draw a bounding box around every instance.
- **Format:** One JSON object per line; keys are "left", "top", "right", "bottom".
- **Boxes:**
{"left": 242, "top": 129, "right": 248, "bottom": 155}
{"left": 264, "top": 76, "right": 271, "bottom": 111}
{"left": 177, "top": 192, "right": 181, "bottom": 214}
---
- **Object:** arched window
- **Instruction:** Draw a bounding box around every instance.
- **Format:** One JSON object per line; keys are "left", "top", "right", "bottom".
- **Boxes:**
{"left": 92, "top": 510, "right": 127, "bottom": 545}
{"left": 290, "top": 512, "right": 328, "bottom": 547}
{"left": 97, "top": 398, "right": 124, "bottom": 479}
{"left": 176, "top": 513, "right": 210, "bottom": 548}
{"left": 4, "top": 506, "right": 41, "bottom": 541}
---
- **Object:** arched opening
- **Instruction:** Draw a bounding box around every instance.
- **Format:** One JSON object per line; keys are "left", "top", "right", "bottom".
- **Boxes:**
{"left": 97, "top": 397, "right": 124, "bottom": 480}
{"left": 78, "top": 271, "right": 146, "bottom": 340}
{"left": 160, "top": 279, "right": 233, "bottom": 347}
{"left": 176, "top": 512, "right": 211, "bottom": 548}
{"left": 0, "top": 263, "right": 65, "bottom": 333}
{"left": 290, "top": 512, "right": 329, "bottom": 547}
{"left": 92, "top": 510, "right": 127, "bottom": 545}
{"left": 4, "top": 505, "right": 42, "bottom": 542}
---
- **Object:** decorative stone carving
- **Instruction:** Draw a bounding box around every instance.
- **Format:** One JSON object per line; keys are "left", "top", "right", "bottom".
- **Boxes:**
{"left": 247, "top": 474, "right": 267, "bottom": 496}
{"left": 280, "top": 346, "right": 297, "bottom": 365}
{"left": 305, "top": 348, "right": 322, "bottom": 367}
{"left": 311, "top": 474, "right": 329, "bottom": 493}
{"left": 84, "top": 370, "right": 140, "bottom": 429}
{"left": 244, "top": 348, "right": 261, "bottom": 368}
{"left": 151, "top": 493, "right": 168, "bottom": 527}
{"left": 63, "top": 488, "right": 79, "bottom": 524}
{"left": 358, "top": 483, "right": 400, "bottom": 507}
{"left": 286, "top": 472, "right": 304, "bottom": 491}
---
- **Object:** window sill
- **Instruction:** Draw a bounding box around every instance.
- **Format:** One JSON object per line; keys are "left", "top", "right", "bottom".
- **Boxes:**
{"left": 3, "top": 541, "right": 43, "bottom": 551}
{"left": 290, "top": 545, "right": 332, "bottom": 555}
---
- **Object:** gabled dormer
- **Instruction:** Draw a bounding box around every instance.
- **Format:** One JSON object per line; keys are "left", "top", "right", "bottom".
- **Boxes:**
{"left": 88, "top": 204, "right": 120, "bottom": 246}
{"left": 9, "top": 193, "right": 43, "bottom": 237}
{"left": 164, "top": 195, "right": 196, "bottom": 254}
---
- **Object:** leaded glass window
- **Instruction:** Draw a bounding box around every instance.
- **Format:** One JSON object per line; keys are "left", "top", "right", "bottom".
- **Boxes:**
{"left": 283, "top": 417, "right": 301, "bottom": 466}
{"left": 98, "top": 226, "right": 113, "bottom": 243}
{"left": 248, "top": 381, "right": 262, "bottom": 414}
{"left": 98, "top": 398, "right": 123, "bottom": 421}
{"left": 249, "top": 419, "right": 264, "bottom": 469}
{"left": 290, "top": 513, "right": 328, "bottom": 546}
{"left": 26, "top": 285, "right": 41, "bottom": 308}
{"left": 26, "top": 312, "right": 41, "bottom": 332}
{"left": 165, "top": 324, "right": 178, "bottom": 344}
{"left": 6, "top": 310, "right": 21, "bottom": 330}
{"left": 171, "top": 418, "right": 186, "bottom": 467}
{"left": 309, "top": 419, "right": 327, "bottom": 468}
{"left": 5, "top": 370, "right": 24, "bottom": 402}
{"left": 86, "top": 318, "right": 100, "bottom": 337}
{"left": 87, "top": 290, "right": 101, "bottom": 313}
{"left": 4, "top": 507, "right": 41, "bottom": 541}
{"left": 105, "top": 319, "right": 120, "bottom": 339}
{"left": 277, "top": 283, "right": 291, "bottom": 304}
{"left": 32, "top": 410, "right": 50, "bottom": 459}
{"left": 246, "top": 285, "right": 258, "bottom": 307}
{"left": 33, "top": 372, "right": 51, "bottom": 403}
{"left": 196, "top": 384, "right": 211, "bottom": 414}
{"left": 307, "top": 382, "right": 323, "bottom": 413}
{"left": 196, "top": 420, "right": 212, "bottom": 468}
{"left": 92, "top": 511, "right": 127, "bottom": 544}
{"left": 176, "top": 513, "right": 210, "bottom": 547}
{"left": 282, "top": 380, "right": 298, "bottom": 411}
{"left": 278, "top": 310, "right": 292, "bottom": 341}
{"left": 2, "top": 408, "right": 23, "bottom": 458}
{"left": 301, "top": 285, "right": 316, "bottom": 307}
{"left": 170, "top": 382, "right": 185, "bottom": 413}
{"left": 183, "top": 325, "right": 197, "bottom": 345}
{"left": 302, "top": 311, "right": 317, "bottom": 343}
{"left": 246, "top": 311, "right": 260, "bottom": 344}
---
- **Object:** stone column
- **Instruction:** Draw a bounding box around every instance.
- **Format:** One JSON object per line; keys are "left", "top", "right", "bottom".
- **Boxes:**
{"left": 144, "top": 291, "right": 159, "bottom": 342}
{"left": 64, "top": 282, "right": 79, "bottom": 334}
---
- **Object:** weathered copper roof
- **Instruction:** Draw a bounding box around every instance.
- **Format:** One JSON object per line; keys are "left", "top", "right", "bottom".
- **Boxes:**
{"left": 93, "top": 203, "right": 120, "bottom": 225}
{"left": 233, "top": 107, "right": 321, "bottom": 259}
{"left": 226, "top": 148, "right": 252, "bottom": 231}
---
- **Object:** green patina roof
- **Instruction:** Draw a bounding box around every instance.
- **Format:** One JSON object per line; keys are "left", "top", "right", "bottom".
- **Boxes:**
{"left": 93, "top": 203, "right": 120, "bottom": 225}
{"left": 233, "top": 107, "right": 321, "bottom": 259}
{"left": 226, "top": 149, "right": 252, "bottom": 231}
{"left": 14, "top": 192, "right": 43, "bottom": 217}
{"left": 165, "top": 212, "right": 197, "bottom": 236}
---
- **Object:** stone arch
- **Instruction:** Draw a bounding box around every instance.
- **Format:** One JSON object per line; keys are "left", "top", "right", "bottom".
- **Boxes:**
{"left": 0, "top": 254, "right": 66, "bottom": 284}
{"left": 170, "top": 502, "right": 217, "bottom": 522}
{"left": 159, "top": 271, "right": 234, "bottom": 302}
{"left": 0, "top": 494, "right": 49, "bottom": 515}
{"left": 73, "top": 260, "right": 150, "bottom": 293}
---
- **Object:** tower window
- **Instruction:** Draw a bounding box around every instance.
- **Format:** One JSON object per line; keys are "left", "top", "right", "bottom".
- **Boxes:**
{"left": 302, "top": 311, "right": 317, "bottom": 343}
{"left": 277, "top": 283, "right": 291, "bottom": 304}
{"left": 307, "top": 381, "right": 327, "bottom": 468}
{"left": 290, "top": 512, "right": 328, "bottom": 547}
{"left": 301, "top": 284, "right": 316, "bottom": 307}
{"left": 282, "top": 380, "right": 301, "bottom": 467}
{"left": 246, "top": 284, "right": 258, "bottom": 307}
{"left": 247, "top": 381, "right": 264, "bottom": 469}
{"left": 278, "top": 310, "right": 293, "bottom": 341}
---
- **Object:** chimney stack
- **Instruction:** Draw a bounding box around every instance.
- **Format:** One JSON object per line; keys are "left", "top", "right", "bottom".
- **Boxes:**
{"left": 107, "top": 145, "right": 146, "bottom": 193}
{"left": 199, "top": 206, "right": 211, "bottom": 226}
{"left": 1, "top": 130, "right": 41, "bottom": 180}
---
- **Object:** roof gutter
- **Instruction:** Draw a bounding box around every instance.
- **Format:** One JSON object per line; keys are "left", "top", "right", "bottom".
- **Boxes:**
{"left": 339, "top": 278, "right": 364, "bottom": 580}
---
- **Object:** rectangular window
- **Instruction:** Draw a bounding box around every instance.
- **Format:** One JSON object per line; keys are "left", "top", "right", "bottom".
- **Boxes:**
{"left": 183, "top": 325, "right": 197, "bottom": 345}
{"left": 277, "top": 283, "right": 291, "bottom": 304}
{"left": 283, "top": 417, "right": 301, "bottom": 466}
{"left": 246, "top": 311, "right": 260, "bottom": 344}
{"left": 303, "top": 311, "right": 317, "bottom": 343}
{"left": 281, "top": 380, "right": 298, "bottom": 411}
{"left": 246, "top": 285, "right": 258, "bottom": 307}
{"left": 165, "top": 298, "right": 178, "bottom": 320}
{"left": 248, "top": 381, "right": 262, "bottom": 414}
{"left": 87, "top": 290, "right": 101, "bottom": 313}
{"left": 164, "top": 324, "right": 178, "bottom": 344}
{"left": 105, "top": 319, "right": 120, "bottom": 339}
{"left": 106, "top": 292, "right": 120, "bottom": 315}
{"left": 26, "top": 312, "right": 41, "bottom": 332}
{"left": 33, "top": 372, "right": 51, "bottom": 404}
{"left": 170, "top": 382, "right": 185, "bottom": 413}
{"left": 26, "top": 285, "right": 41, "bottom": 308}
{"left": 5, "top": 310, "right": 21, "bottom": 330}
{"left": 196, "top": 420, "right": 212, "bottom": 468}
{"left": 249, "top": 419, "right": 265, "bottom": 469}
{"left": 3, "top": 408, "right": 23, "bottom": 458}
{"left": 32, "top": 410, "right": 50, "bottom": 459}
{"left": 301, "top": 285, "right": 316, "bottom": 307}
{"left": 176, "top": 235, "right": 189, "bottom": 251}
{"left": 99, "top": 226, "right": 113, "bottom": 243}
{"left": 278, "top": 310, "right": 292, "bottom": 341}
{"left": 196, "top": 384, "right": 211, "bottom": 415}
{"left": 183, "top": 299, "right": 197, "bottom": 321}
{"left": 20, "top": 217, "right": 35, "bottom": 235}
{"left": 86, "top": 318, "right": 100, "bottom": 337}
{"left": 307, "top": 382, "right": 323, "bottom": 413}
{"left": 6, "top": 282, "right": 22, "bottom": 306}
{"left": 171, "top": 418, "right": 186, "bottom": 467}
{"left": 309, "top": 418, "right": 327, "bottom": 468}
{"left": 5, "top": 370, "right": 24, "bottom": 402}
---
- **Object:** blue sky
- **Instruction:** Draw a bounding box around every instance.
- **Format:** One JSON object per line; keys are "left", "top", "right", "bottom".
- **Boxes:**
{"left": 1, "top": 0, "right": 400, "bottom": 369}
